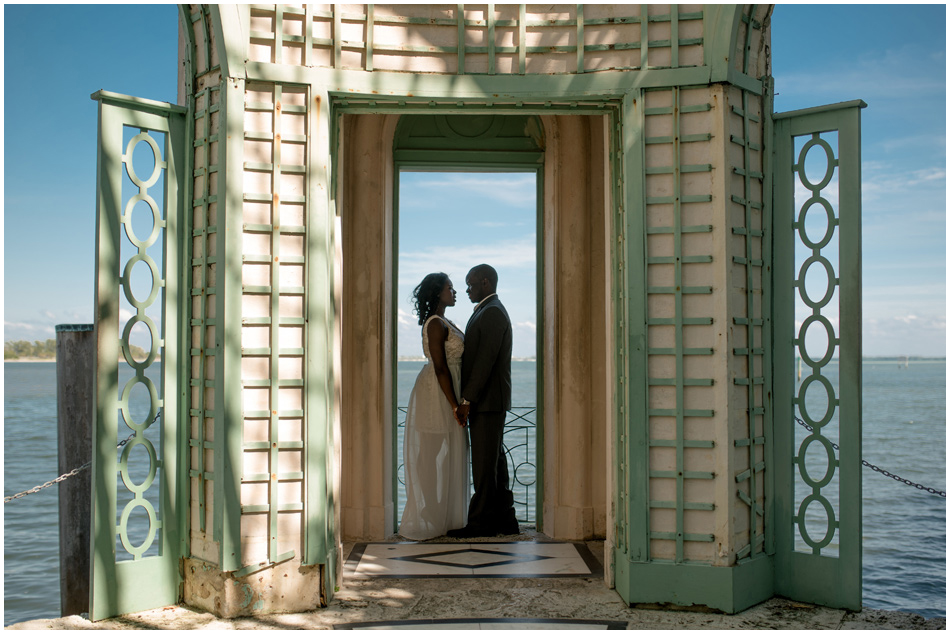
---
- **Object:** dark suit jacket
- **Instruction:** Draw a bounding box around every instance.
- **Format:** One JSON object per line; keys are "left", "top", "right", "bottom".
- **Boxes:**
{"left": 461, "top": 295, "right": 512, "bottom": 413}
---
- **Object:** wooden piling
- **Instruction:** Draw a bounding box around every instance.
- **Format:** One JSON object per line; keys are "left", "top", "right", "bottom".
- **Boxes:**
{"left": 56, "top": 324, "right": 95, "bottom": 617}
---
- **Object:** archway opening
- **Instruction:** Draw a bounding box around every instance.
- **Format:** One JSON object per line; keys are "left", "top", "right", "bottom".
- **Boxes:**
{"left": 393, "top": 168, "right": 542, "bottom": 533}
{"left": 338, "top": 113, "right": 614, "bottom": 557}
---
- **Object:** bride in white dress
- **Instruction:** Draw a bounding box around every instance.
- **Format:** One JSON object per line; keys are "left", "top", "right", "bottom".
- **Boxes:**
{"left": 399, "top": 273, "right": 470, "bottom": 540}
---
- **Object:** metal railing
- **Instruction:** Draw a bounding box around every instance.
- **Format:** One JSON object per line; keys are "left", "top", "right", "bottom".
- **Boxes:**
{"left": 396, "top": 406, "right": 538, "bottom": 524}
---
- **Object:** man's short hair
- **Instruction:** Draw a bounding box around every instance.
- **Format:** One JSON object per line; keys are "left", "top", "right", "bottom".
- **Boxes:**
{"left": 469, "top": 263, "right": 498, "bottom": 291}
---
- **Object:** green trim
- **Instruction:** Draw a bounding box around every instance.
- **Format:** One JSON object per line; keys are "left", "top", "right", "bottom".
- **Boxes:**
{"left": 727, "top": 67, "right": 766, "bottom": 95}
{"left": 762, "top": 77, "right": 775, "bottom": 557}
{"left": 91, "top": 90, "right": 187, "bottom": 115}
{"left": 732, "top": 85, "right": 768, "bottom": 564}
{"left": 704, "top": 5, "right": 741, "bottom": 83}
{"left": 177, "top": 1, "right": 197, "bottom": 562}
{"left": 836, "top": 103, "right": 864, "bottom": 611}
{"left": 607, "top": 103, "right": 626, "bottom": 562}
{"left": 616, "top": 555, "right": 774, "bottom": 614}
{"left": 217, "top": 77, "right": 246, "bottom": 572}
{"left": 305, "top": 87, "right": 334, "bottom": 569}
{"left": 163, "top": 105, "right": 187, "bottom": 599}
{"left": 534, "top": 157, "right": 544, "bottom": 530}
{"left": 212, "top": 4, "right": 250, "bottom": 80}
{"left": 621, "top": 89, "right": 649, "bottom": 562}
{"left": 394, "top": 150, "right": 542, "bottom": 165}
{"left": 773, "top": 99, "right": 869, "bottom": 120}
{"left": 246, "top": 62, "right": 714, "bottom": 99}
{"left": 392, "top": 160, "right": 402, "bottom": 535}
{"left": 90, "top": 96, "right": 122, "bottom": 622}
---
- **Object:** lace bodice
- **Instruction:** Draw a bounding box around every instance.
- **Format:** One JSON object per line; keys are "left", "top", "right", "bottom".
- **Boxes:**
{"left": 421, "top": 315, "right": 464, "bottom": 363}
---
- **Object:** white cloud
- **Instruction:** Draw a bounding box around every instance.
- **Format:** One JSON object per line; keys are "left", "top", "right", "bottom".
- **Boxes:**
{"left": 411, "top": 174, "right": 536, "bottom": 208}
{"left": 4, "top": 321, "right": 56, "bottom": 335}
{"left": 516, "top": 321, "right": 537, "bottom": 333}
{"left": 398, "top": 234, "right": 537, "bottom": 285}
{"left": 863, "top": 314, "right": 946, "bottom": 357}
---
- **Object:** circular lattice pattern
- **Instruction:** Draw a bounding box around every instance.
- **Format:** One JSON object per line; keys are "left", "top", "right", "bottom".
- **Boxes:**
{"left": 124, "top": 132, "right": 163, "bottom": 189}
{"left": 122, "top": 253, "right": 161, "bottom": 311}
{"left": 121, "top": 314, "right": 159, "bottom": 370}
{"left": 119, "top": 498, "right": 159, "bottom": 558}
{"left": 796, "top": 493, "right": 837, "bottom": 550}
{"left": 798, "top": 255, "right": 837, "bottom": 310}
{"left": 797, "top": 434, "right": 838, "bottom": 489}
{"left": 797, "top": 136, "right": 837, "bottom": 191}
{"left": 119, "top": 436, "right": 158, "bottom": 494}
{"left": 797, "top": 196, "right": 837, "bottom": 250}
{"left": 123, "top": 193, "right": 162, "bottom": 249}
{"left": 798, "top": 315, "right": 837, "bottom": 368}
{"left": 119, "top": 365, "right": 159, "bottom": 432}
{"left": 797, "top": 373, "right": 836, "bottom": 428}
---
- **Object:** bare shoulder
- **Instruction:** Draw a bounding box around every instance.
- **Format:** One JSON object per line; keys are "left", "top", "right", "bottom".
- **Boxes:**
{"left": 425, "top": 315, "right": 448, "bottom": 338}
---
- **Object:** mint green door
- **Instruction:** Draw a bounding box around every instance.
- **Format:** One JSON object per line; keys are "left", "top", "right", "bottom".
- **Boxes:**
{"left": 90, "top": 92, "right": 187, "bottom": 620}
{"left": 773, "top": 100, "right": 866, "bottom": 610}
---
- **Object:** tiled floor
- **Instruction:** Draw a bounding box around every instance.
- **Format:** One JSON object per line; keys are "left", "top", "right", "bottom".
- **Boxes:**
{"left": 344, "top": 541, "right": 601, "bottom": 579}
{"left": 336, "top": 617, "right": 626, "bottom": 629}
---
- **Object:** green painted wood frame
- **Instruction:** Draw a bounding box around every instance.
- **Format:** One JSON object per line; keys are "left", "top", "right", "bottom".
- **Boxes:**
{"left": 773, "top": 99, "right": 866, "bottom": 611}
{"left": 390, "top": 113, "right": 546, "bottom": 533}
{"left": 89, "top": 90, "right": 188, "bottom": 620}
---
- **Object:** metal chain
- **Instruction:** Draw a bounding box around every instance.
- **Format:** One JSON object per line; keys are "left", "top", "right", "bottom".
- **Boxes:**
{"left": 3, "top": 413, "right": 160, "bottom": 504}
{"left": 795, "top": 416, "right": 946, "bottom": 498}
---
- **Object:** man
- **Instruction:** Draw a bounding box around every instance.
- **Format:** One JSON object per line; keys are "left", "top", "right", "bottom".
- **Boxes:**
{"left": 449, "top": 264, "right": 520, "bottom": 538}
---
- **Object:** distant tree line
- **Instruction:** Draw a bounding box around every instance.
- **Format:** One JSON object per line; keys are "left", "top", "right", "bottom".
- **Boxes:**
{"left": 4, "top": 339, "right": 149, "bottom": 361}
{"left": 4, "top": 339, "right": 57, "bottom": 359}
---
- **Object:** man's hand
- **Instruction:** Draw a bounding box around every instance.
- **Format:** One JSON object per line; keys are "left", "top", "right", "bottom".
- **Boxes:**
{"left": 455, "top": 403, "right": 470, "bottom": 427}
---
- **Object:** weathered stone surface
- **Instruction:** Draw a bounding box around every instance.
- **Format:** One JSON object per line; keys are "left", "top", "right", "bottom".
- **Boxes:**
{"left": 182, "top": 557, "right": 324, "bottom": 618}
{"left": 8, "top": 538, "right": 943, "bottom": 630}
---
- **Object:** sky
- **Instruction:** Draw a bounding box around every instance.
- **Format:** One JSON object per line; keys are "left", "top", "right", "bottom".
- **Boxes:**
{"left": 2, "top": 3, "right": 947, "bottom": 359}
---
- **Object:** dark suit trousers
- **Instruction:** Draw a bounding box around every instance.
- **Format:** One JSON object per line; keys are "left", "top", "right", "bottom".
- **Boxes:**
{"left": 467, "top": 411, "right": 517, "bottom": 531}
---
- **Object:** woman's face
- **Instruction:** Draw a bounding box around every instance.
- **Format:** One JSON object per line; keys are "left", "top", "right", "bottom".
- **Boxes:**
{"left": 439, "top": 279, "right": 457, "bottom": 308}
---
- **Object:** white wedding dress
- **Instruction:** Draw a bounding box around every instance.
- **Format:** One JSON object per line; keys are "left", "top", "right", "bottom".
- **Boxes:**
{"left": 399, "top": 314, "right": 470, "bottom": 540}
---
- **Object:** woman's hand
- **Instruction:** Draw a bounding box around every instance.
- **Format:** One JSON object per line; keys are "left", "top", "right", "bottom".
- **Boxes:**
{"left": 454, "top": 403, "right": 469, "bottom": 427}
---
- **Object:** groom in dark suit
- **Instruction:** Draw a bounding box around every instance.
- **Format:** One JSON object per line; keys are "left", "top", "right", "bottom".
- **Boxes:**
{"left": 449, "top": 264, "right": 520, "bottom": 538}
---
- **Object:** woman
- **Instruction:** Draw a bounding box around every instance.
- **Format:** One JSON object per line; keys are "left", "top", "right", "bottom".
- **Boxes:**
{"left": 399, "top": 272, "right": 470, "bottom": 540}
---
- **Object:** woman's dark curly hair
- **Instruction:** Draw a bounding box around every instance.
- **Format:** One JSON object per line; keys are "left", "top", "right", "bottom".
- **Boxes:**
{"left": 412, "top": 272, "right": 450, "bottom": 325}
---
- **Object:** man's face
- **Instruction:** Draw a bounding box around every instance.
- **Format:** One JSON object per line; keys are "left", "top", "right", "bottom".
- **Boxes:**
{"left": 465, "top": 273, "right": 487, "bottom": 304}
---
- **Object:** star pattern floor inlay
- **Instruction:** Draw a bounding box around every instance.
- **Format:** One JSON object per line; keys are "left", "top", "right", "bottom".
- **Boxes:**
{"left": 345, "top": 541, "right": 601, "bottom": 578}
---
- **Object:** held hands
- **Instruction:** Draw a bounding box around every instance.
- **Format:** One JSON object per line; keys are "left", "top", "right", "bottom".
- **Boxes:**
{"left": 454, "top": 402, "right": 470, "bottom": 427}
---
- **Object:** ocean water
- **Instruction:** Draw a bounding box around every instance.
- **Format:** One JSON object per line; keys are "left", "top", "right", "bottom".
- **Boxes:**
{"left": 3, "top": 359, "right": 946, "bottom": 624}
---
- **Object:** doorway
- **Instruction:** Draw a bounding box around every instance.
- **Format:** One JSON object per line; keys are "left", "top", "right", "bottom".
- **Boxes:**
{"left": 393, "top": 168, "right": 542, "bottom": 532}
{"left": 338, "top": 113, "right": 614, "bottom": 548}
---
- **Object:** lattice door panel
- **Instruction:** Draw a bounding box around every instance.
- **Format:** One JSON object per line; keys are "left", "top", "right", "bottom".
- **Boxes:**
{"left": 90, "top": 92, "right": 186, "bottom": 621}
{"left": 773, "top": 101, "right": 865, "bottom": 610}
